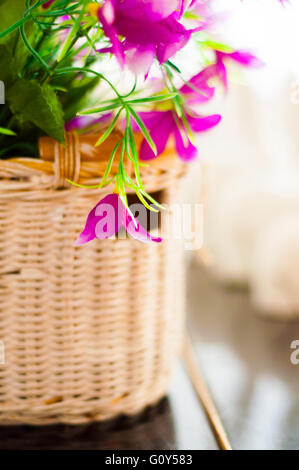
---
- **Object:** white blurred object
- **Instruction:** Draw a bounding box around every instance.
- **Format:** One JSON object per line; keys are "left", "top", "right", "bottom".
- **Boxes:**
{"left": 199, "top": 77, "right": 299, "bottom": 318}
{"left": 204, "top": 165, "right": 299, "bottom": 278}
{"left": 190, "top": 2, "right": 299, "bottom": 318}
{"left": 250, "top": 214, "right": 299, "bottom": 319}
{"left": 203, "top": 163, "right": 299, "bottom": 318}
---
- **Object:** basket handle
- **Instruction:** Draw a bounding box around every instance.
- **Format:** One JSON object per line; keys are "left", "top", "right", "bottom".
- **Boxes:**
{"left": 38, "top": 131, "right": 183, "bottom": 189}
{"left": 38, "top": 131, "right": 127, "bottom": 189}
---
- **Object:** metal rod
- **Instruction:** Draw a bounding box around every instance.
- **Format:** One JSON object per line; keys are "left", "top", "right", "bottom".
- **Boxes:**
{"left": 183, "top": 335, "right": 233, "bottom": 451}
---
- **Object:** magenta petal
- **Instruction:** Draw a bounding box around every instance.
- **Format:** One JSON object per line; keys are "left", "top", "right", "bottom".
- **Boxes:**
{"left": 181, "top": 80, "right": 214, "bottom": 104}
{"left": 173, "top": 127, "right": 197, "bottom": 162}
{"left": 75, "top": 194, "right": 122, "bottom": 246}
{"left": 130, "top": 111, "right": 164, "bottom": 132}
{"left": 216, "top": 60, "right": 228, "bottom": 88}
{"left": 187, "top": 113, "right": 221, "bottom": 132}
{"left": 229, "top": 51, "right": 263, "bottom": 67}
{"left": 156, "top": 18, "right": 192, "bottom": 63}
{"left": 124, "top": 44, "right": 155, "bottom": 75}
{"left": 215, "top": 51, "right": 263, "bottom": 84}
{"left": 180, "top": 67, "right": 216, "bottom": 103}
{"left": 116, "top": 0, "right": 180, "bottom": 22}
{"left": 137, "top": 111, "right": 173, "bottom": 161}
{"left": 98, "top": 0, "right": 195, "bottom": 71}
{"left": 188, "top": 84, "right": 215, "bottom": 104}
{"left": 178, "top": 0, "right": 190, "bottom": 17}
{"left": 97, "top": 5, "right": 125, "bottom": 68}
{"left": 125, "top": 213, "right": 162, "bottom": 243}
{"left": 74, "top": 231, "right": 95, "bottom": 246}
{"left": 65, "top": 113, "right": 113, "bottom": 132}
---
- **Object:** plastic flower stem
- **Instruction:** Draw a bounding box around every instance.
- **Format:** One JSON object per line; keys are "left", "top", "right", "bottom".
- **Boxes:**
{"left": 165, "top": 62, "right": 210, "bottom": 99}
{"left": 136, "top": 190, "right": 159, "bottom": 212}
{"left": 126, "top": 116, "right": 145, "bottom": 191}
{"left": 127, "top": 106, "right": 157, "bottom": 156}
{"left": 57, "top": 7, "right": 85, "bottom": 62}
{"left": 80, "top": 103, "right": 124, "bottom": 114}
{"left": 121, "top": 77, "right": 138, "bottom": 98}
{"left": 20, "top": 23, "right": 51, "bottom": 72}
{"left": 55, "top": 67, "right": 123, "bottom": 100}
{"left": 161, "top": 66, "right": 182, "bottom": 117}
{"left": 0, "top": 0, "right": 43, "bottom": 39}
{"left": 95, "top": 108, "right": 123, "bottom": 147}
{"left": 126, "top": 93, "right": 178, "bottom": 104}
{"left": 140, "top": 190, "right": 165, "bottom": 211}
{"left": 166, "top": 60, "right": 182, "bottom": 74}
{"left": 0, "top": 127, "right": 16, "bottom": 136}
{"left": 98, "top": 140, "right": 122, "bottom": 188}
{"left": 66, "top": 140, "right": 121, "bottom": 189}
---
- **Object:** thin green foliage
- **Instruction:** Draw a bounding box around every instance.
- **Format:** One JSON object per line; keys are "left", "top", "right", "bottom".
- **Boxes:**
{"left": 0, "top": 0, "right": 227, "bottom": 215}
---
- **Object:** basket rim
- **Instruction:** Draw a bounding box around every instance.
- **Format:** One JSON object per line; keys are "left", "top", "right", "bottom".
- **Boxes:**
{"left": 0, "top": 131, "right": 185, "bottom": 196}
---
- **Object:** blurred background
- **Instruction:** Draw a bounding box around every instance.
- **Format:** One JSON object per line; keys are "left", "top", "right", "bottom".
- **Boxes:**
{"left": 189, "top": 0, "right": 299, "bottom": 319}
{"left": 180, "top": 0, "right": 299, "bottom": 450}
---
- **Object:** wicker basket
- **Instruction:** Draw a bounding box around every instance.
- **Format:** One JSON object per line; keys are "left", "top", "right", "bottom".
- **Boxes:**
{"left": 0, "top": 132, "right": 186, "bottom": 425}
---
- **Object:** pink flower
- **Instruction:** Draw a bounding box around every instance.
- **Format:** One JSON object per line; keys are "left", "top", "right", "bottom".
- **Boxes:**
{"left": 180, "top": 67, "right": 216, "bottom": 103}
{"left": 75, "top": 193, "right": 162, "bottom": 245}
{"left": 97, "top": 0, "right": 204, "bottom": 73}
{"left": 131, "top": 69, "right": 220, "bottom": 161}
{"left": 213, "top": 50, "right": 263, "bottom": 88}
{"left": 65, "top": 113, "right": 113, "bottom": 133}
{"left": 181, "top": 0, "right": 211, "bottom": 18}
{"left": 133, "top": 110, "right": 221, "bottom": 162}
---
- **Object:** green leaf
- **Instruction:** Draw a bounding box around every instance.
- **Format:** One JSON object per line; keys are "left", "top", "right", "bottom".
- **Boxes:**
{"left": 0, "top": 44, "right": 17, "bottom": 83}
{"left": 95, "top": 108, "right": 123, "bottom": 147}
{"left": 0, "top": 0, "right": 26, "bottom": 42}
{"left": 80, "top": 102, "right": 123, "bottom": 114}
{"left": 62, "top": 76, "right": 101, "bottom": 122}
{"left": 20, "top": 22, "right": 50, "bottom": 72}
{"left": 0, "top": 0, "right": 32, "bottom": 74}
{"left": 0, "top": 127, "right": 16, "bottom": 136}
{"left": 136, "top": 189, "right": 159, "bottom": 212}
{"left": 127, "top": 106, "right": 157, "bottom": 156}
{"left": 57, "top": 7, "right": 85, "bottom": 62}
{"left": 7, "top": 79, "right": 65, "bottom": 143}
{"left": 126, "top": 93, "right": 178, "bottom": 104}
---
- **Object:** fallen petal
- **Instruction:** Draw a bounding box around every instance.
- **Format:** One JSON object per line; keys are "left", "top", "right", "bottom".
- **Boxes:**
{"left": 75, "top": 194, "right": 123, "bottom": 245}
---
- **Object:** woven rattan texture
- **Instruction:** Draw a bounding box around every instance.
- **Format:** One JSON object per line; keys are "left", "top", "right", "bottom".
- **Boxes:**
{"left": 0, "top": 137, "right": 186, "bottom": 425}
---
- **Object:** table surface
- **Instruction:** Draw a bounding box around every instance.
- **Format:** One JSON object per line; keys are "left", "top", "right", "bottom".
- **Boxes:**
{"left": 1, "top": 261, "right": 299, "bottom": 450}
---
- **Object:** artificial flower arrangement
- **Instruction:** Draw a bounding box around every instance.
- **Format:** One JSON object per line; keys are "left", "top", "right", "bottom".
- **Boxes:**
{"left": 0, "top": 0, "right": 261, "bottom": 244}
{"left": 0, "top": 0, "right": 286, "bottom": 428}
